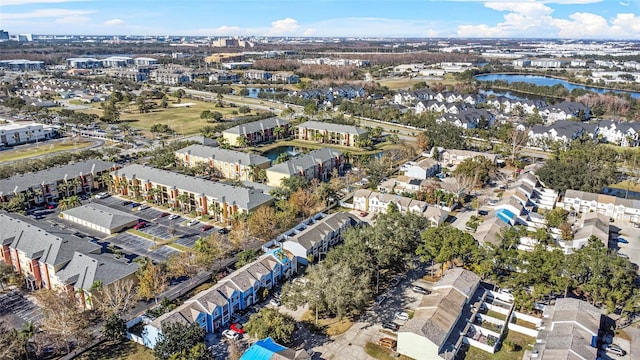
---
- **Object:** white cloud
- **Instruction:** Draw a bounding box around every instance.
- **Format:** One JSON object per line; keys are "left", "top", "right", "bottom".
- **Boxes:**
{"left": 267, "top": 18, "right": 300, "bottom": 36}
{"left": 104, "top": 18, "right": 125, "bottom": 26}
{"left": 2, "top": 8, "right": 94, "bottom": 20}
{"left": 303, "top": 28, "right": 317, "bottom": 36}
{"left": 3, "top": 0, "right": 91, "bottom": 5}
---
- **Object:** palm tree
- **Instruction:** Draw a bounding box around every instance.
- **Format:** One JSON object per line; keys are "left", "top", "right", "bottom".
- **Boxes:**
{"left": 101, "top": 172, "right": 114, "bottom": 191}
{"left": 57, "top": 181, "right": 72, "bottom": 198}
{"left": 273, "top": 125, "right": 285, "bottom": 140}
{"left": 70, "top": 177, "right": 82, "bottom": 195}
{"left": 20, "top": 321, "right": 37, "bottom": 360}
{"left": 66, "top": 195, "right": 80, "bottom": 209}
{"left": 176, "top": 193, "right": 191, "bottom": 213}
{"left": 33, "top": 186, "right": 44, "bottom": 205}
{"left": 236, "top": 135, "right": 248, "bottom": 148}
{"left": 209, "top": 202, "right": 223, "bottom": 222}
{"left": 147, "top": 187, "right": 162, "bottom": 204}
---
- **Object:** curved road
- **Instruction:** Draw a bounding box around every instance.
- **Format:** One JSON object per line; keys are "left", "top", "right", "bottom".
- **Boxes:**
{"left": 0, "top": 137, "right": 106, "bottom": 165}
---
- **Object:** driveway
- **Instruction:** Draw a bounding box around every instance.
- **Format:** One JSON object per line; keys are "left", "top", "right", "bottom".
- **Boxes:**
{"left": 107, "top": 232, "right": 177, "bottom": 263}
{"left": 610, "top": 219, "right": 640, "bottom": 271}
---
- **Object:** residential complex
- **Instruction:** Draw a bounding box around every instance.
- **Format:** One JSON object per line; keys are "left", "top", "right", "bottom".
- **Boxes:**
{"left": 175, "top": 144, "right": 271, "bottom": 181}
{"left": 0, "top": 213, "right": 139, "bottom": 307}
{"left": 562, "top": 189, "right": 640, "bottom": 223}
{"left": 265, "top": 148, "right": 343, "bottom": 187}
{"left": 222, "top": 118, "right": 290, "bottom": 147}
{"left": 353, "top": 189, "right": 449, "bottom": 226}
{"left": 0, "top": 159, "right": 115, "bottom": 207}
{"left": 440, "top": 149, "right": 498, "bottom": 166}
{"left": 139, "top": 248, "right": 295, "bottom": 348}
{"left": 294, "top": 121, "right": 369, "bottom": 147}
{"left": 111, "top": 164, "right": 274, "bottom": 222}
{"left": 0, "top": 121, "right": 58, "bottom": 147}
{"left": 61, "top": 203, "right": 140, "bottom": 235}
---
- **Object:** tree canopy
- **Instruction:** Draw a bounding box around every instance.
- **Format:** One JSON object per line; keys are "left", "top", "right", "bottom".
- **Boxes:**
{"left": 153, "top": 322, "right": 212, "bottom": 360}
{"left": 244, "top": 308, "right": 296, "bottom": 345}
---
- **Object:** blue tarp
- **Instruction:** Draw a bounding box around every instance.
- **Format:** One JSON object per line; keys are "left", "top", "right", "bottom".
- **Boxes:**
{"left": 239, "top": 337, "right": 287, "bottom": 360}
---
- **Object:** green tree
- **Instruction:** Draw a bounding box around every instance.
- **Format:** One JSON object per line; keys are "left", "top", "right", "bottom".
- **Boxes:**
{"left": 452, "top": 156, "right": 497, "bottom": 187}
{"left": 101, "top": 314, "right": 126, "bottom": 341}
{"left": 417, "top": 225, "right": 479, "bottom": 273}
{"left": 153, "top": 322, "right": 211, "bottom": 360}
{"left": 235, "top": 249, "right": 258, "bottom": 267}
{"left": 545, "top": 208, "right": 568, "bottom": 228}
{"left": 244, "top": 308, "right": 296, "bottom": 345}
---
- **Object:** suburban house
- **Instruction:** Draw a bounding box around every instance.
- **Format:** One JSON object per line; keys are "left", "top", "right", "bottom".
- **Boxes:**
{"left": 0, "top": 213, "right": 139, "bottom": 307}
{"left": 561, "top": 189, "right": 640, "bottom": 222}
{"left": 61, "top": 203, "right": 140, "bottom": 235}
{"left": 473, "top": 216, "right": 510, "bottom": 246}
{"left": 354, "top": 189, "right": 427, "bottom": 215}
{"left": 397, "top": 268, "right": 483, "bottom": 360}
{"left": 239, "top": 337, "right": 310, "bottom": 360}
{"left": 0, "top": 159, "right": 115, "bottom": 208}
{"left": 403, "top": 158, "right": 441, "bottom": 180}
{"left": 393, "top": 88, "right": 435, "bottom": 105}
{"left": 294, "top": 121, "right": 369, "bottom": 147}
{"left": 529, "top": 298, "right": 602, "bottom": 360}
{"left": 139, "top": 248, "right": 295, "bottom": 348}
{"left": 540, "top": 101, "right": 590, "bottom": 123}
{"left": 264, "top": 148, "right": 343, "bottom": 187}
{"left": 559, "top": 213, "right": 609, "bottom": 254}
{"left": 595, "top": 120, "right": 640, "bottom": 147}
{"left": 440, "top": 149, "right": 498, "bottom": 166}
{"left": 111, "top": 164, "right": 274, "bottom": 222}
{"left": 244, "top": 70, "right": 272, "bottom": 80}
{"left": 415, "top": 101, "right": 463, "bottom": 115}
{"left": 377, "top": 176, "right": 424, "bottom": 194}
{"left": 0, "top": 121, "right": 58, "bottom": 146}
{"left": 222, "top": 117, "right": 290, "bottom": 147}
{"left": 486, "top": 97, "right": 546, "bottom": 115}
{"left": 436, "top": 109, "right": 495, "bottom": 129}
{"left": 280, "top": 212, "right": 360, "bottom": 265}
{"left": 175, "top": 144, "right": 271, "bottom": 181}
{"left": 527, "top": 121, "right": 597, "bottom": 148}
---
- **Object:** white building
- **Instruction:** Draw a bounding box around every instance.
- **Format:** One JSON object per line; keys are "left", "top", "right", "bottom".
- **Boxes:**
{"left": 0, "top": 122, "right": 57, "bottom": 147}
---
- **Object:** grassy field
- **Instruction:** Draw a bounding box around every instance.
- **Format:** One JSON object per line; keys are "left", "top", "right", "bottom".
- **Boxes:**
{"left": 464, "top": 331, "right": 535, "bottom": 360}
{"left": 377, "top": 78, "right": 430, "bottom": 90}
{"left": 608, "top": 180, "right": 640, "bottom": 192}
{"left": 364, "top": 343, "right": 414, "bottom": 360}
{"left": 76, "top": 340, "right": 154, "bottom": 360}
{"left": 0, "top": 139, "right": 94, "bottom": 162}
{"left": 302, "top": 310, "right": 354, "bottom": 336}
{"left": 83, "top": 97, "right": 243, "bottom": 136}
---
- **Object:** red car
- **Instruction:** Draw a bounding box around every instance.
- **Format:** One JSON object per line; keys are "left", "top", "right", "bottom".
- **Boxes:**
{"left": 159, "top": 212, "right": 170, "bottom": 218}
{"left": 133, "top": 221, "right": 147, "bottom": 230}
{"left": 230, "top": 323, "right": 245, "bottom": 334}
{"left": 45, "top": 204, "right": 57, "bottom": 209}
{"left": 200, "top": 224, "right": 214, "bottom": 232}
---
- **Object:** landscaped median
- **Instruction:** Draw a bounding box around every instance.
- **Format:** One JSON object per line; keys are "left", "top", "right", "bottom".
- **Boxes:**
{"left": 126, "top": 229, "right": 188, "bottom": 252}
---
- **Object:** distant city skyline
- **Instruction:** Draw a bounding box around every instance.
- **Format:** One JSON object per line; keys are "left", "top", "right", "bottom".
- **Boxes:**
{"left": 2, "top": 0, "right": 640, "bottom": 39}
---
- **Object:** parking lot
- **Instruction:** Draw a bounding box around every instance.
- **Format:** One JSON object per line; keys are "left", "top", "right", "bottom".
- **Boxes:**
{"left": 0, "top": 290, "right": 43, "bottom": 328}
{"left": 108, "top": 232, "right": 178, "bottom": 263}
{"left": 610, "top": 219, "right": 640, "bottom": 273}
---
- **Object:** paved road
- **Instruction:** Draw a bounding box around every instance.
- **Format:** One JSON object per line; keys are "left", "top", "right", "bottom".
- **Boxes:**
{"left": 0, "top": 137, "right": 105, "bottom": 165}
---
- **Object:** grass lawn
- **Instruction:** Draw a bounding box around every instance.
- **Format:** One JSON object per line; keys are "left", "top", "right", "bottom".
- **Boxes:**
{"left": 464, "top": 331, "right": 535, "bottom": 360}
{"left": 82, "top": 97, "right": 241, "bottom": 135}
{"left": 377, "top": 78, "right": 432, "bottom": 90}
{"left": 514, "top": 318, "right": 538, "bottom": 330}
{"left": 302, "top": 310, "right": 354, "bottom": 336}
{"left": 486, "top": 309, "right": 507, "bottom": 321}
{"left": 76, "top": 340, "right": 154, "bottom": 360}
{"left": 0, "top": 139, "right": 94, "bottom": 162}
{"left": 364, "top": 342, "right": 414, "bottom": 360}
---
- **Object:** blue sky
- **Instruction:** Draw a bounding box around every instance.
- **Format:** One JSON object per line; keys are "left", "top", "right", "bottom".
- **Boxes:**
{"left": 2, "top": 0, "right": 640, "bottom": 39}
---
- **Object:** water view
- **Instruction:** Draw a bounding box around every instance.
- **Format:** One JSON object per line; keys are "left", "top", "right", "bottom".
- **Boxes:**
{"left": 475, "top": 74, "right": 640, "bottom": 99}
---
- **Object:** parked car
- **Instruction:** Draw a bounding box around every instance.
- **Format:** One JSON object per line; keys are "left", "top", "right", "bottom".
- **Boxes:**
{"left": 168, "top": 214, "right": 180, "bottom": 220}
{"left": 605, "top": 344, "right": 626, "bottom": 357}
{"left": 159, "top": 212, "right": 170, "bottom": 218}
{"left": 45, "top": 203, "right": 57, "bottom": 209}
{"left": 95, "top": 192, "right": 109, "bottom": 199}
{"left": 187, "top": 219, "right": 200, "bottom": 226}
{"left": 377, "top": 337, "right": 397, "bottom": 349}
{"left": 129, "top": 202, "right": 141, "bottom": 209}
{"left": 382, "top": 322, "right": 399, "bottom": 331}
{"left": 122, "top": 200, "right": 132, "bottom": 206}
{"left": 359, "top": 211, "right": 369, "bottom": 217}
{"left": 133, "top": 221, "right": 147, "bottom": 230}
{"left": 615, "top": 237, "right": 629, "bottom": 244}
{"left": 375, "top": 294, "right": 388, "bottom": 306}
{"left": 230, "top": 323, "right": 245, "bottom": 334}
{"left": 270, "top": 299, "right": 281, "bottom": 307}
{"left": 200, "top": 224, "right": 213, "bottom": 232}
{"left": 411, "top": 285, "right": 430, "bottom": 295}
{"left": 217, "top": 227, "right": 229, "bottom": 234}
{"left": 222, "top": 329, "right": 239, "bottom": 340}
{"left": 394, "top": 312, "right": 409, "bottom": 321}
{"left": 137, "top": 204, "right": 150, "bottom": 211}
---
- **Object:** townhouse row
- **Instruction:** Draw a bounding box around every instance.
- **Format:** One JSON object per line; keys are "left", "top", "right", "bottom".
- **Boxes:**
{"left": 353, "top": 189, "right": 449, "bottom": 226}
{"left": 0, "top": 213, "right": 139, "bottom": 307}
{"left": 140, "top": 212, "right": 360, "bottom": 348}
{"left": 528, "top": 120, "right": 639, "bottom": 148}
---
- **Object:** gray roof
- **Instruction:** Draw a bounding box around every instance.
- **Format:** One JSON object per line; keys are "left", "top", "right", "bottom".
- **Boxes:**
{"left": 113, "top": 165, "right": 273, "bottom": 212}
{"left": 176, "top": 144, "right": 270, "bottom": 166}
{"left": 0, "top": 213, "right": 100, "bottom": 268}
{"left": 283, "top": 212, "right": 358, "bottom": 251}
{"left": 296, "top": 121, "right": 368, "bottom": 136}
{"left": 62, "top": 203, "right": 139, "bottom": 232}
{"left": 267, "top": 148, "right": 342, "bottom": 176}
{"left": 0, "top": 159, "right": 113, "bottom": 195}
{"left": 433, "top": 267, "right": 480, "bottom": 299}
{"left": 54, "top": 251, "right": 139, "bottom": 290}
{"left": 223, "top": 117, "right": 289, "bottom": 136}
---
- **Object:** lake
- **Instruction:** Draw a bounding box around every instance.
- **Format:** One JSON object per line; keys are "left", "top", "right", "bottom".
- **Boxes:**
{"left": 475, "top": 74, "right": 640, "bottom": 99}
{"left": 247, "top": 88, "right": 276, "bottom": 99}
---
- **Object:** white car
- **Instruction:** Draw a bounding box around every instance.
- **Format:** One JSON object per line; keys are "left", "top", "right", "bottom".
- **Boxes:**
{"left": 187, "top": 219, "right": 200, "bottom": 226}
{"left": 94, "top": 192, "right": 109, "bottom": 199}
{"left": 395, "top": 312, "right": 409, "bottom": 321}
{"left": 270, "top": 298, "right": 281, "bottom": 307}
{"left": 168, "top": 214, "right": 180, "bottom": 220}
{"left": 137, "top": 204, "right": 150, "bottom": 210}
{"left": 222, "top": 329, "right": 239, "bottom": 340}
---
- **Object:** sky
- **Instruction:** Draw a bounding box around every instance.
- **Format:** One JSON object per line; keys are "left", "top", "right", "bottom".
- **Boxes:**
{"left": 2, "top": 0, "right": 640, "bottom": 39}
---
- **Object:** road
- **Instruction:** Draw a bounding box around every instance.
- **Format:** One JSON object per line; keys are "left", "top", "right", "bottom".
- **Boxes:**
{"left": 0, "top": 137, "right": 105, "bottom": 165}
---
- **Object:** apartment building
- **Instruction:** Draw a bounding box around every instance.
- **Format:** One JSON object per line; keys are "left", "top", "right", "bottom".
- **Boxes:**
{"left": 175, "top": 144, "right": 271, "bottom": 181}
{"left": 111, "top": 164, "right": 273, "bottom": 222}
{"left": 222, "top": 117, "right": 290, "bottom": 147}
{"left": 0, "top": 121, "right": 58, "bottom": 146}
{"left": 0, "top": 213, "right": 139, "bottom": 308}
{"left": 295, "top": 121, "right": 368, "bottom": 147}
{"left": 0, "top": 159, "right": 115, "bottom": 208}
{"left": 562, "top": 189, "right": 640, "bottom": 222}
{"left": 440, "top": 149, "right": 498, "bottom": 166}
{"left": 264, "top": 148, "right": 343, "bottom": 187}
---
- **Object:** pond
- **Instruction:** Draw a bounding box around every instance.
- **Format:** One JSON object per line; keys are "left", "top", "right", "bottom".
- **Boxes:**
{"left": 247, "top": 88, "right": 277, "bottom": 99}
{"left": 262, "top": 146, "right": 304, "bottom": 161}
{"left": 475, "top": 74, "right": 640, "bottom": 99}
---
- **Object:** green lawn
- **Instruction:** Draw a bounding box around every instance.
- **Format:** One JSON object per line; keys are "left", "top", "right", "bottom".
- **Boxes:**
{"left": 364, "top": 343, "right": 414, "bottom": 360}
{"left": 83, "top": 97, "right": 241, "bottom": 135}
{"left": 76, "top": 340, "right": 154, "bottom": 360}
{"left": 0, "top": 139, "right": 94, "bottom": 162}
{"left": 486, "top": 309, "right": 507, "bottom": 321}
{"left": 608, "top": 180, "right": 640, "bottom": 193}
{"left": 464, "top": 331, "right": 535, "bottom": 360}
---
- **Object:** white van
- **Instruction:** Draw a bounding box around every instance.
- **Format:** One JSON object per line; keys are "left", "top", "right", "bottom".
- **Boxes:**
{"left": 605, "top": 344, "right": 626, "bottom": 357}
